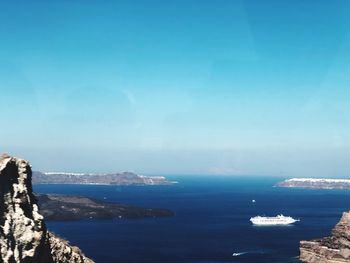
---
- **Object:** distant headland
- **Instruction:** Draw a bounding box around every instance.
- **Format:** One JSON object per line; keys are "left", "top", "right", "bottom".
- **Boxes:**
{"left": 33, "top": 171, "right": 177, "bottom": 185}
{"left": 277, "top": 178, "right": 350, "bottom": 190}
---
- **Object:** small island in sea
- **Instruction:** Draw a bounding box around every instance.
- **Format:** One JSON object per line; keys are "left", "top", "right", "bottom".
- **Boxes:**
{"left": 35, "top": 193, "right": 174, "bottom": 220}
{"left": 277, "top": 178, "right": 350, "bottom": 189}
{"left": 33, "top": 171, "right": 176, "bottom": 185}
{"left": 32, "top": 171, "right": 176, "bottom": 221}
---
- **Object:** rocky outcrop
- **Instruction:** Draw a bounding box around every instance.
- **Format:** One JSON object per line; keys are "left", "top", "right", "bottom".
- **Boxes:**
{"left": 300, "top": 212, "right": 350, "bottom": 262}
{"left": 0, "top": 154, "right": 94, "bottom": 263}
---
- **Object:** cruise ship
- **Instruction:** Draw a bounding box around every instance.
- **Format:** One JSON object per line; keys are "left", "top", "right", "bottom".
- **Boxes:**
{"left": 250, "top": 214, "right": 299, "bottom": 225}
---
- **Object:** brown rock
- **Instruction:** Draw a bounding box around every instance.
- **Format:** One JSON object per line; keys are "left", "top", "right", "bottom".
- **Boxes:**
{"left": 0, "top": 154, "right": 94, "bottom": 263}
{"left": 300, "top": 212, "right": 350, "bottom": 263}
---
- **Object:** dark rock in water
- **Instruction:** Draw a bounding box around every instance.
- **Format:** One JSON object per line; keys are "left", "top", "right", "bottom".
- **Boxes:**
{"left": 35, "top": 193, "right": 174, "bottom": 220}
{"left": 300, "top": 212, "right": 350, "bottom": 262}
{"left": 0, "top": 154, "right": 94, "bottom": 263}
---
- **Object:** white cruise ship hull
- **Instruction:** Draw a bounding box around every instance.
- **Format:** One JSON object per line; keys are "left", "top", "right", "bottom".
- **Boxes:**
{"left": 250, "top": 215, "right": 298, "bottom": 225}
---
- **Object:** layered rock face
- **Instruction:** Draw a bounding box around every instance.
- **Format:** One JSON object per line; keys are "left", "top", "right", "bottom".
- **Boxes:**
{"left": 0, "top": 154, "right": 94, "bottom": 263}
{"left": 300, "top": 212, "right": 350, "bottom": 263}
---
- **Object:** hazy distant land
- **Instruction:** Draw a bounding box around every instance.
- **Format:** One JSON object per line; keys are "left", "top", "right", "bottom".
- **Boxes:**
{"left": 33, "top": 171, "right": 177, "bottom": 186}
{"left": 277, "top": 178, "right": 350, "bottom": 189}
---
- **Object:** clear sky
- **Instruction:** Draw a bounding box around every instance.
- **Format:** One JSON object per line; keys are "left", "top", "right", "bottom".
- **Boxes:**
{"left": 1, "top": 0, "right": 350, "bottom": 176}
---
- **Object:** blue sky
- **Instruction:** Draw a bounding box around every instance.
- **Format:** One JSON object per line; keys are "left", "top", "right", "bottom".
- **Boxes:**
{"left": 1, "top": 0, "right": 350, "bottom": 176}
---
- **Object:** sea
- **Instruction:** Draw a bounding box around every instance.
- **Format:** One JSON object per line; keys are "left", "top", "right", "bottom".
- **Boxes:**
{"left": 33, "top": 176, "right": 350, "bottom": 263}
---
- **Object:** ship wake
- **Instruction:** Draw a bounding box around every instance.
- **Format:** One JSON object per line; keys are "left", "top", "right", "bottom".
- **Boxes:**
{"left": 232, "top": 250, "right": 267, "bottom": 257}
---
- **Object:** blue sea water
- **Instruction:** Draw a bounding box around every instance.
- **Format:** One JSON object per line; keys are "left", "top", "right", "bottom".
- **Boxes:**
{"left": 34, "top": 176, "right": 350, "bottom": 263}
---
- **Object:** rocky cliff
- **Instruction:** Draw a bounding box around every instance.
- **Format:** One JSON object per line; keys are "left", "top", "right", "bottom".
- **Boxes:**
{"left": 300, "top": 212, "right": 350, "bottom": 263}
{"left": 0, "top": 154, "right": 94, "bottom": 263}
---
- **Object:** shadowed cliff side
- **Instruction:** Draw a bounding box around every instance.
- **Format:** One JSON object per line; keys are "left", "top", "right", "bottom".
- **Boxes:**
{"left": 300, "top": 212, "right": 350, "bottom": 263}
{"left": 0, "top": 154, "right": 94, "bottom": 263}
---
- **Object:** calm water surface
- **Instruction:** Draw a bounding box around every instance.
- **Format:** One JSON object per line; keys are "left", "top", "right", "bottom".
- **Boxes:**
{"left": 34, "top": 176, "right": 350, "bottom": 263}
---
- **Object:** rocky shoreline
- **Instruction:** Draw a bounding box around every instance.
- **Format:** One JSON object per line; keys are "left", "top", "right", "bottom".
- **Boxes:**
{"left": 300, "top": 212, "right": 350, "bottom": 262}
